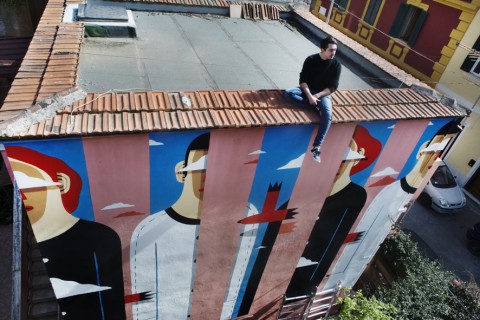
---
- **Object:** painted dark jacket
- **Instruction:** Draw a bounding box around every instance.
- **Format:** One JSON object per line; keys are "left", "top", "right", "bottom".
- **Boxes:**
{"left": 286, "top": 182, "right": 366, "bottom": 297}
{"left": 299, "top": 54, "right": 341, "bottom": 93}
{"left": 39, "top": 219, "right": 126, "bottom": 320}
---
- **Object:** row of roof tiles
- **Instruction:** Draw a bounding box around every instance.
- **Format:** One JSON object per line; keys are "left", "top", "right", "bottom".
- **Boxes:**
{"left": 62, "top": 88, "right": 441, "bottom": 113}
{"left": 14, "top": 88, "right": 463, "bottom": 138}
{"left": 0, "top": 37, "right": 32, "bottom": 78}
{"left": 0, "top": 0, "right": 83, "bottom": 121}
{"left": 118, "top": 0, "right": 290, "bottom": 11}
{"left": 241, "top": 3, "right": 281, "bottom": 20}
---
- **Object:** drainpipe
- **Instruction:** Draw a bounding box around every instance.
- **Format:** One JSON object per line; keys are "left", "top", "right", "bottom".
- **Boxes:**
{"left": 326, "top": 0, "right": 335, "bottom": 24}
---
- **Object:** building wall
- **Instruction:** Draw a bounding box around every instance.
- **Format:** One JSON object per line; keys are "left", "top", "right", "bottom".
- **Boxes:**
{"left": 311, "top": 0, "right": 478, "bottom": 86}
{"left": 1, "top": 118, "right": 460, "bottom": 319}
{"left": 436, "top": 9, "right": 480, "bottom": 197}
{"left": 446, "top": 112, "right": 480, "bottom": 183}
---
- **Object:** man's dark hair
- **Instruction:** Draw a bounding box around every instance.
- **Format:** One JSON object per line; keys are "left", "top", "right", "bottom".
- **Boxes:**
{"left": 320, "top": 36, "right": 337, "bottom": 50}
{"left": 184, "top": 132, "right": 210, "bottom": 164}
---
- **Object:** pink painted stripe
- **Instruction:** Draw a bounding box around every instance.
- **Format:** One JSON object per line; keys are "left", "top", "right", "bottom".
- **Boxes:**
{"left": 352, "top": 119, "right": 430, "bottom": 231}
{"left": 249, "top": 123, "right": 357, "bottom": 316}
{"left": 83, "top": 134, "right": 150, "bottom": 319}
{"left": 190, "top": 128, "right": 265, "bottom": 320}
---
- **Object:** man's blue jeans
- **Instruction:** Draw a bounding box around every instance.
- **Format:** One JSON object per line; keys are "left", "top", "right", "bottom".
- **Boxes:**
{"left": 284, "top": 87, "right": 332, "bottom": 148}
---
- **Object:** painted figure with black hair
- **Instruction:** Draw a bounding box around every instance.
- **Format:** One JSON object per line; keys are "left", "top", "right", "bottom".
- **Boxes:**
{"left": 6, "top": 146, "right": 126, "bottom": 320}
{"left": 130, "top": 133, "right": 210, "bottom": 320}
{"left": 285, "top": 36, "right": 342, "bottom": 163}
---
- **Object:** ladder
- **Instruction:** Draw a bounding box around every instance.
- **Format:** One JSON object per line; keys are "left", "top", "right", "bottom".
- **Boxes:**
{"left": 277, "top": 283, "right": 342, "bottom": 320}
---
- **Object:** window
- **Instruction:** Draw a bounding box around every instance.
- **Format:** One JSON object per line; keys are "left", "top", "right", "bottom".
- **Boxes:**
{"left": 364, "top": 0, "right": 383, "bottom": 25}
{"left": 389, "top": 3, "right": 428, "bottom": 46}
{"left": 334, "top": 0, "right": 349, "bottom": 12}
{"left": 431, "top": 165, "right": 457, "bottom": 188}
{"left": 471, "top": 59, "right": 480, "bottom": 77}
{"left": 460, "top": 35, "right": 480, "bottom": 77}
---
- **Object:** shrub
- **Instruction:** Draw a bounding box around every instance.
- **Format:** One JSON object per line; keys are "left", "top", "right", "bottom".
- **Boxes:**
{"left": 377, "top": 231, "right": 480, "bottom": 320}
{"left": 329, "top": 289, "right": 396, "bottom": 320}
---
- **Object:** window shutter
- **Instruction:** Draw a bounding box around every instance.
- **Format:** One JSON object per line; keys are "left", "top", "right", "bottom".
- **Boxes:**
{"left": 365, "top": 0, "right": 383, "bottom": 25}
{"left": 407, "top": 9, "right": 428, "bottom": 46}
{"left": 460, "top": 35, "right": 480, "bottom": 72}
{"left": 389, "top": 3, "right": 409, "bottom": 38}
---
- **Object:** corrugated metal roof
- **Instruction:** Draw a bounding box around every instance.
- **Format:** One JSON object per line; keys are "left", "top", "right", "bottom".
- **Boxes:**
{"left": 9, "top": 87, "right": 462, "bottom": 138}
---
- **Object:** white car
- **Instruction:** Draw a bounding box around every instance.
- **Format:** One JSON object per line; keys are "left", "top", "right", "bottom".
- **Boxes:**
{"left": 421, "top": 161, "right": 467, "bottom": 213}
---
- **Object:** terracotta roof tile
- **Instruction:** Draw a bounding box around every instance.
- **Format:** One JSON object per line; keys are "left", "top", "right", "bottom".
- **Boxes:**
{"left": 1, "top": 0, "right": 82, "bottom": 114}
{"left": 70, "top": 114, "right": 82, "bottom": 134}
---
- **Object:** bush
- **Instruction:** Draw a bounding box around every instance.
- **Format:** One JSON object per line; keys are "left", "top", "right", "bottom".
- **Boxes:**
{"left": 329, "top": 289, "right": 396, "bottom": 320}
{"left": 377, "top": 231, "right": 480, "bottom": 320}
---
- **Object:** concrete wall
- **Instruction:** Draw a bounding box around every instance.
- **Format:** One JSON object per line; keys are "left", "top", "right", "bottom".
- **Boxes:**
{"left": 2, "top": 118, "right": 460, "bottom": 319}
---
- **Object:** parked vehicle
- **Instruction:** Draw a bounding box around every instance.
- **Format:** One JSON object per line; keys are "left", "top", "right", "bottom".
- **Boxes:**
{"left": 421, "top": 161, "right": 466, "bottom": 213}
{"left": 466, "top": 222, "right": 480, "bottom": 256}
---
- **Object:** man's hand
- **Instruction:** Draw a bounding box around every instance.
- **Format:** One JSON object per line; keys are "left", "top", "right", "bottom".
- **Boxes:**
{"left": 307, "top": 94, "right": 319, "bottom": 106}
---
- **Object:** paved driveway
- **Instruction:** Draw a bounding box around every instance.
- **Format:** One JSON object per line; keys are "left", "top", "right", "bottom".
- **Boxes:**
{"left": 401, "top": 196, "right": 480, "bottom": 284}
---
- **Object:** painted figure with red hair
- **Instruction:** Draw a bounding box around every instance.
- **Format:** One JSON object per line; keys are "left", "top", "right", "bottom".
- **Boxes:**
{"left": 6, "top": 146, "right": 126, "bottom": 320}
{"left": 286, "top": 125, "right": 382, "bottom": 297}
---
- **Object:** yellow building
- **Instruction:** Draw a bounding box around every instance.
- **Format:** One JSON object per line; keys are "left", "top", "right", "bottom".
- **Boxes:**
{"left": 309, "top": 0, "right": 480, "bottom": 201}
{"left": 438, "top": 9, "right": 480, "bottom": 201}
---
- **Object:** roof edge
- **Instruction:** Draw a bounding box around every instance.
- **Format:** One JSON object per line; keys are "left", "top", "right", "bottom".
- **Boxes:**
{"left": 0, "top": 86, "right": 86, "bottom": 138}
{"left": 410, "top": 84, "right": 459, "bottom": 110}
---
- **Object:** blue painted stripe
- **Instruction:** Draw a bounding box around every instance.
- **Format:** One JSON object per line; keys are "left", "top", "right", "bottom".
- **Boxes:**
{"left": 93, "top": 252, "right": 106, "bottom": 320}
{"left": 309, "top": 208, "right": 349, "bottom": 281}
{"left": 155, "top": 242, "right": 159, "bottom": 320}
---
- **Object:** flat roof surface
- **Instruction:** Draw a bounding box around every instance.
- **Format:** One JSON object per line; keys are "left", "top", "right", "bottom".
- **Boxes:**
{"left": 78, "top": 12, "right": 374, "bottom": 92}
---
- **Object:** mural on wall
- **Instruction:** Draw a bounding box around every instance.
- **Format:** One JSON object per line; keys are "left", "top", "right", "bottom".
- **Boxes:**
{"left": 130, "top": 132, "right": 210, "bottom": 320}
{"left": 222, "top": 125, "right": 313, "bottom": 319}
{"left": 2, "top": 117, "right": 461, "bottom": 320}
{"left": 6, "top": 144, "right": 126, "bottom": 320}
{"left": 285, "top": 122, "right": 388, "bottom": 298}
{"left": 322, "top": 117, "right": 459, "bottom": 291}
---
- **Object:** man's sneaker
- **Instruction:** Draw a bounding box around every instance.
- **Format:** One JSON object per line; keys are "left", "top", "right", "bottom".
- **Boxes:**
{"left": 311, "top": 148, "right": 321, "bottom": 163}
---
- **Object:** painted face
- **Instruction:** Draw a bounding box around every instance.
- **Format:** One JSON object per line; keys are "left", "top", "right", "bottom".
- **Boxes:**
{"left": 321, "top": 44, "right": 337, "bottom": 60}
{"left": 410, "top": 135, "right": 447, "bottom": 187}
{"left": 334, "top": 139, "right": 360, "bottom": 183}
{"left": 9, "top": 160, "right": 56, "bottom": 224}
{"left": 185, "top": 149, "right": 208, "bottom": 200}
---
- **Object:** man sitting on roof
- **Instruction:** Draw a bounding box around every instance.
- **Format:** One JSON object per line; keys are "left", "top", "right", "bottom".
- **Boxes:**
{"left": 285, "top": 36, "right": 342, "bottom": 163}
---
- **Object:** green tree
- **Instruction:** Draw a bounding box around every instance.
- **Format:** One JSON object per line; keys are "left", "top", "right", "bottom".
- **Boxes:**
{"left": 377, "top": 231, "right": 480, "bottom": 320}
{"left": 329, "top": 290, "right": 396, "bottom": 320}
